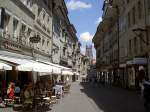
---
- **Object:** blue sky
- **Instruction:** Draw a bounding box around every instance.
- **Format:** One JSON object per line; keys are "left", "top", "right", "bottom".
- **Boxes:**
{"left": 65, "top": 0, "right": 104, "bottom": 59}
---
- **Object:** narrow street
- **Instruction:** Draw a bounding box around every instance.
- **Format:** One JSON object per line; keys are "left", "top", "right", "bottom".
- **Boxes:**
{"left": 0, "top": 82, "right": 145, "bottom": 112}
{"left": 51, "top": 82, "right": 145, "bottom": 112}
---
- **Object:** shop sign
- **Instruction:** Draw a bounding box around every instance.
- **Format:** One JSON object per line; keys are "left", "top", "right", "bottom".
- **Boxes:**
{"left": 3, "top": 41, "right": 21, "bottom": 52}
{"left": 133, "top": 58, "right": 147, "bottom": 64}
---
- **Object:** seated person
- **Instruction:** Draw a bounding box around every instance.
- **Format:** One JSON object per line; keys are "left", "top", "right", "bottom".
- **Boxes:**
{"left": 24, "top": 83, "right": 34, "bottom": 104}
{"left": 7, "top": 82, "right": 15, "bottom": 99}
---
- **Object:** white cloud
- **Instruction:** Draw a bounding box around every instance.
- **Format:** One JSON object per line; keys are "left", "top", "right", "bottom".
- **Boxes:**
{"left": 79, "top": 32, "right": 93, "bottom": 42}
{"left": 80, "top": 46, "right": 86, "bottom": 55}
{"left": 66, "top": 0, "right": 92, "bottom": 10}
{"left": 95, "top": 16, "right": 102, "bottom": 25}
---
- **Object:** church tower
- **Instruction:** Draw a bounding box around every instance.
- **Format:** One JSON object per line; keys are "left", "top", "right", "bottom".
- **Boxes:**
{"left": 85, "top": 45, "right": 93, "bottom": 64}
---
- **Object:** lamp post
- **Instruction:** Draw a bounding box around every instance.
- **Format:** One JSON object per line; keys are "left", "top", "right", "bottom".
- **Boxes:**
{"left": 107, "top": 4, "right": 120, "bottom": 86}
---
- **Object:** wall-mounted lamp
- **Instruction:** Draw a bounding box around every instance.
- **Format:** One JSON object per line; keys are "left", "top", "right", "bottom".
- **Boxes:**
{"left": 29, "top": 34, "right": 41, "bottom": 43}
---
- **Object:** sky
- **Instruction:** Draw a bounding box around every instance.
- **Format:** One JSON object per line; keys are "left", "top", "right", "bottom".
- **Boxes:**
{"left": 65, "top": 0, "right": 104, "bottom": 59}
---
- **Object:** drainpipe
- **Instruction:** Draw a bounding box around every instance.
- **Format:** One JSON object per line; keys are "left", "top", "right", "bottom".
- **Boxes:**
{"left": 144, "top": 0, "right": 149, "bottom": 78}
{"left": 51, "top": 0, "right": 54, "bottom": 63}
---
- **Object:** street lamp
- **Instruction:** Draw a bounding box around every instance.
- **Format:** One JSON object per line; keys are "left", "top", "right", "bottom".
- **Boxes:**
{"left": 107, "top": 4, "right": 120, "bottom": 86}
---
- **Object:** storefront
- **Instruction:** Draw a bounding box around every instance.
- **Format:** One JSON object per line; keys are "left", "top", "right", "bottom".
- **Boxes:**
{"left": 126, "top": 58, "right": 147, "bottom": 89}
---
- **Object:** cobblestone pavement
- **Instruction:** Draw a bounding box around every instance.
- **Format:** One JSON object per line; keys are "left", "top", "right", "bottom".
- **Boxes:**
{"left": 0, "top": 82, "right": 145, "bottom": 112}
{"left": 51, "top": 82, "right": 145, "bottom": 112}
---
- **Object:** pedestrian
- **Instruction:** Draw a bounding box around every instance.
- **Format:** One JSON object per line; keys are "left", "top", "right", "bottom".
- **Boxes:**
{"left": 143, "top": 76, "right": 150, "bottom": 112}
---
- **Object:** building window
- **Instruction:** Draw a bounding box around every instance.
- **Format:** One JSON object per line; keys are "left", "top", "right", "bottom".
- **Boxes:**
{"left": 27, "top": 28, "right": 31, "bottom": 37}
{"left": 138, "top": 0, "right": 142, "bottom": 19}
{"left": 53, "top": 15, "right": 60, "bottom": 36}
{"left": 42, "top": 39, "right": 45, "bottom": 46}
{"left": 127, "top": 12, "right": 131, "bottom": 27}
{"left": 132, "top": 7, "right": 136, "bottom": 25}
{"left": 139, "top": 33, "right": 143, "bottom": 52}
{"left": 4, "top": 14, "right": 10, "bottom": 32}
{"left": 43, "top": 13, "right": 45, "bottom": 19}
{"left": 134, "top": 37, "right": 137, "bottom": 54}
{"left": 20, "top": 24, "right": 26, "bottom": 36}
{"left": 38, "top": 8, "right": 41, "bottom": 16}
{"left": 13, "top": 18, "right": 18, "bottom": 38}
{"left": 47, "top": 40, "right": 49, "bottom": 46}
{"left": 129, "top": 40, "right": 132, "bottom": 55}
{"left": 148, "top": 0, "right": 150, "bottom": 13}
{"left": 63, "top": 47, "right": 66, "bottom": 55}
{"left": 47, "top": 17, "right": 49, "bottom": 23}
{"left": 62, "top": 30, "right": 65, "bottom": 37}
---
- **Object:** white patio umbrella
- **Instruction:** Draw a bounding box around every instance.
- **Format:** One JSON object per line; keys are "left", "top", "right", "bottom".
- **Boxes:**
{"left": 52, "top": 67, "right": 61, "bottom": 74}
{"left": 62, "top": 70, "right": 73, "bottom": 76}
{"left": 17, "top": 62, "right": 53, "bottom": 73}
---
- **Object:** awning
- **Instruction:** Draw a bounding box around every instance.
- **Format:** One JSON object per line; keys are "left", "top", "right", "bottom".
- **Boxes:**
{"left": 127, "top": 58, "right": 147, "bottom": 65}
{"left": 51, "top": 66, "right": 61, "bottom": 74}
{"left": 17, "top": 62, "right": 53, "bottom": 73}
{"left": 0, "top": 55, "right": 33, "bottom": 65}
{"left": 133, "top": 58, "right": 147, "bottom": 64}
{"left": 0, "top": 62, "right": 12, "bottom": 70}
{"left": 39, "top": 72, "right": 51, "bottom": 76}
{"left": 62, "top": 70, "right": 73, "bottom": 76}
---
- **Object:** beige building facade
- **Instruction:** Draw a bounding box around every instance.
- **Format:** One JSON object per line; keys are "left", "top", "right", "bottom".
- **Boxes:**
{"left": 93, "top": 0, "right": 150, "bottom": 89}
{"left": 0, "top": 0, "right": 86, "bottom": 81}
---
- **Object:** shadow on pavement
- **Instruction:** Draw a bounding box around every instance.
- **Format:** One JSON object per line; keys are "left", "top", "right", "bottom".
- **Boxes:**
{"left": 80, "top": 82, "right": 145, "bottom": 112}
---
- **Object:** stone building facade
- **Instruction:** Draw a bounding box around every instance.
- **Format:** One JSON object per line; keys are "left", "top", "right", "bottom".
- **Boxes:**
{"left": 93, "top": 0, "right": 150, "bottom": 89}
{"left": 0, "top": 0, "right": 85, "bottom": 79}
